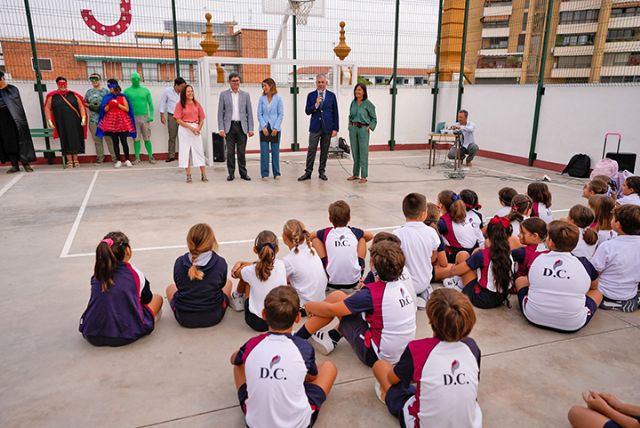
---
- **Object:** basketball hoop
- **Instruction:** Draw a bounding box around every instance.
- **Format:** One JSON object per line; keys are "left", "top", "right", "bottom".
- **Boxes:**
{"left": 289, "top": 0, "right": 315, "bottom": 25}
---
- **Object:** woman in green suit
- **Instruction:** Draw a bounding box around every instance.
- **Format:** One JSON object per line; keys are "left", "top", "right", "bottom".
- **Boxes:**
{"left": 347, "top": 83, "right": 377, "bottom": 183}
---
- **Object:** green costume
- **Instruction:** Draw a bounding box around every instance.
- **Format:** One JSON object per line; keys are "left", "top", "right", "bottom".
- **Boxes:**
{"left": 348, "top": 98, "right": 377, "bottom": 178}
{"left": 124, "top": 72, "right": 155, "bottom": 163}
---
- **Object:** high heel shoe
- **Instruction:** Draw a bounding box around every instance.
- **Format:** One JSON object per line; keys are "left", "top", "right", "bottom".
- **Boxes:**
{"left": 186, "top": 174, "right": 192, "bottom": 183}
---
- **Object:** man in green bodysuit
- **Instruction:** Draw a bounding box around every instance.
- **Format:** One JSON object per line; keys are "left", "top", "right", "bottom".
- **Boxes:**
{"left": 124, "top": 72, "right": 156, "bottom": 164}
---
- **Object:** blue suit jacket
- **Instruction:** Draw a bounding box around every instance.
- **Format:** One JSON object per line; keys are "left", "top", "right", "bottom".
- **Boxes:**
{"left": 305, "top": 90, "right": 339, "bottom": 134}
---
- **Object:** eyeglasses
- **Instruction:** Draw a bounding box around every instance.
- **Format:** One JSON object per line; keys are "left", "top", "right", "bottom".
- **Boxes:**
{"left": 89, "top": 77, "right": 100, "bottom": 82}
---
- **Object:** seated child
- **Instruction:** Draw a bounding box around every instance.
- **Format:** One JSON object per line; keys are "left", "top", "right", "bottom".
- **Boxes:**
{"left": 166, "top": 224, "right": 232, "bottom": 328}
{"left": 448, "top": 216, "right": 514, "bottom": 309}
{"left": 583, "top": 179, "right": 611, "bottom": 199}
{"left": 512, "top": 217, "right": 548, "bottom": 279}
{"left": 232, "top": 230, "right": 288, "bottom": 332}
{"left": 79, "top": 232, "right": 163, "bottom": 346}
{"left": 373, "top": 288, "right": 482, "bottom": 428}
{"left": 231, "top": 286, "right": 337, "bottom": 428}
{"left": 296, "top": 241, "right": 417, "bottom": 366}
{"left": 527, "top": 182, "right": 554, "bottom": 223}
{"left": 394, "top": 193, "right": 441, "bottom": 303}
{"left": 424, "top": 202, "right": 454, "bottom": 283}
{"left": 461, "top": 188, "right": 484, "bottom": 227}
{"left": 591, "top": 204, "right": 640, "bottom": 312}
{"left": 589, "top": 195, "right": 617, "bottom": 246}
{"left": 496, "top": 187, "right": 517, "bottom": 217}
{"left": 566, "top": 204, "right": 598, "bottom": 258}
{"left": 618, "top": 176, "right": 640, "bottom": 206}
{"left": 437, "top": 190, "right": 484, "bottom": 263}
{"left": 569, "top": 391, "right": 640, "bottom": 428}
{"left": 282, "top": 219, "right": 328, "bottom": 307}
{"left": 507, "top": 194, "right": 532, "bottom": 241}
{"left": 312, "top": 200, "right": 373, "bottom": 290}
{"left": 515, "top": 221, "right": 603, "bottom": 332}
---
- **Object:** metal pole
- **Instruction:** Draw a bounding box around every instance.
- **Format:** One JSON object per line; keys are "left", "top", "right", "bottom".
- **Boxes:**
{"left": 291, "top": 15, "right": 299, "bottom": 151}
{"left": 388, "top": 0, "right": 400, "bottom": 150}
{"left": 456, "top": 0, "right": 470, "bottom": 115}
{"left": 528, "top": 0, "right": 554, "bottom": 166}
{"left": 171, "top": 0, "right": 180, "bottom": 77}
{"left": 431, "top": 0, "right": 444, "bottom": 132}
{"left": 24, "top": 0, "right": 51, "bottom": 156}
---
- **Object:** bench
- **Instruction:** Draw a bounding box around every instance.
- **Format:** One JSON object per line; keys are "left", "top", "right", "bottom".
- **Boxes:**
{"left": 31, "top": 128, "right": 66, "bottom": 167}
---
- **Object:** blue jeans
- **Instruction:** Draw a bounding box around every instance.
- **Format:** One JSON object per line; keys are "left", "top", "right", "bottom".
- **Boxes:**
{"left": 260, "top": 130, "right": 281, "bottom": 178}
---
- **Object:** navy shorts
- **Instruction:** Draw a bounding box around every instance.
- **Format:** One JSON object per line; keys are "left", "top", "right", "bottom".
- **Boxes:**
{"left": 337, "top": 314, "right": 379, "bottom": 367}
{"left": 238, "top": 382, "right": 326, "bottom": 426}
{"left": 244, "top": 298, "right": 269, "bottom": 332}
{"left": 327, "top": 281, "right": 360, "bottom": 291}
{"left": 170, "top": 295, "right": 228, "bottom": 329}
{"left": 385, "top": 383, "right": 417, "bottom": 428}
{"left": 463, "top": 280, "right": 503, "bottom": 309}
{"left": 518, "top": 286, "right": 598, "bottom": 333}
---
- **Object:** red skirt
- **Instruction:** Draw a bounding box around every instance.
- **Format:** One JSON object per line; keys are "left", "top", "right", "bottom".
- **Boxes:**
{"left": 100, "top": 109, "right": 134, "bottom": 133}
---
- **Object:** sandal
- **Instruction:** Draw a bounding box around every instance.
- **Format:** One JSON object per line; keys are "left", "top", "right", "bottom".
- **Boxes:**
{"left": 358, "top": 178, "right": 368, "bottom": 183}
{"left": 74, "top": 161, "right": 80, "bottom": 168}
{"left": 347, "top": 176, "right": 360, "bottom": 181}
{"left": 186, "top": 174, "right": 192, "bottom": 183}
{"left": 201, "top": 174, "right": 208, "bottom": 182}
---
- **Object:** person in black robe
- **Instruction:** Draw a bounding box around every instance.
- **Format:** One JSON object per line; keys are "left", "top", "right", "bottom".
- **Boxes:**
{"left": 0, "top": 71, "right": 36, "bottom": 173}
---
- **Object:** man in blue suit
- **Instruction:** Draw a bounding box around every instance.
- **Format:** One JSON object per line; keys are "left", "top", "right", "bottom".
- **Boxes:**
{"left": 298, "top": 74, "right": 339, "bottom": 181}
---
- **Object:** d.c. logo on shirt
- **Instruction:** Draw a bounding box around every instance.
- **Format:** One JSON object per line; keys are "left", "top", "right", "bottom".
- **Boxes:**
{"left": 334, "top": 235, "right": 351, "bottom": 247}
{"left": 542, "top": 259, "right": 569, "bottom": 279}
{"left": 398, "top": 287, "right": 413, "bottom": 308}
{"left": 443, "top": 359, "right": 470, "bottom": 386}
{"left": 260, "top": 355, "right": 286, "bottom": 380}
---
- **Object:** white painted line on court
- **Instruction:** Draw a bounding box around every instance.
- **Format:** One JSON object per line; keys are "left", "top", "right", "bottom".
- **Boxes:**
{"left": 0, "top": 173, "right": 25, "bottom": 199}
{"left": 551, "top": 208, "right": 570, "bottom": 213}
{"left": 59, "top": 171, "right": 99, "bottom": 258}
{"left": 479, "top": 167, "right": 581, "bottom": 191}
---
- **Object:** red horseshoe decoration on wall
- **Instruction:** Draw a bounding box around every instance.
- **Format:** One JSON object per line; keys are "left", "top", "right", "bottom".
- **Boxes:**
{"left": 81, "top": 0, "right": 132, "bottom": 37}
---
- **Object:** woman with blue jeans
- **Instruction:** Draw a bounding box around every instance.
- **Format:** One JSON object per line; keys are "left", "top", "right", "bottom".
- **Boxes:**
{"left": 257, "top": 78, "right": 283, "bottom": 180}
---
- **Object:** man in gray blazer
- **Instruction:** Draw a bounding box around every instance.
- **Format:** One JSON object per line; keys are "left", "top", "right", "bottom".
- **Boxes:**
{"left": 218, "top": 73, "right": 254, "bottom": 181}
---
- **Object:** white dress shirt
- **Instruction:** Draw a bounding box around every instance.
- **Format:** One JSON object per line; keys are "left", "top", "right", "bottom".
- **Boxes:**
{"left": 453, "top": 121, "right": 476, "bottom": 149}
{"left": 231, "top": 90, "right": 240, "bottom": 121}
{"left": 160, "top": 86, "right": 181, "bottom": 115}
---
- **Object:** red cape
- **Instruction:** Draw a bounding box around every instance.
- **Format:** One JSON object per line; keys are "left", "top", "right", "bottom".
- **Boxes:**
{"left": 45, "top": 90, "right": 88, "bottom": 139}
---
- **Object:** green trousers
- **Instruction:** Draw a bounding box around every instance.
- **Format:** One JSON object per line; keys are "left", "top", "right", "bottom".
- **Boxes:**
{"left": 349, "top": 125, "right": 370, "bottom": 178}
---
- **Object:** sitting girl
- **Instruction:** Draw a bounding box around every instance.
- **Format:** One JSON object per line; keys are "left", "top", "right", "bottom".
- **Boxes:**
{"left": 425, "top": 202, "right": 453, "bottom": 283}
{"left": 232, "top": 230, "right": 288, "bottom": 332}
{"left": 527, "top": 182, "right": 553, "bottom": 223}
{"left": 437, "top": 190, "right": 484, "bottom": 263}
{"left": 512, "top": 217, "right": 549, "bottom": 279}
{"left": 618, "top": 176, "right": 640, "bottom": 206}
{"left": 166, "top": 224, "right": 232, "bottom": 328}
{"left": 496, "top": 187, "right": 517, "bottom": 217}
{"left": 588, "top": 195, "right": 617, "bottom": 246}
{"left": 79, "top": 232, "right": 163, "bottom": 346}
{"left": 566, "top": 204, "right": 598, "bottom": 258}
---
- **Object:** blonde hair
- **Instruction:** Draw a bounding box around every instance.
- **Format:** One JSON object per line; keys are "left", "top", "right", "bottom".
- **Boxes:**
{"left": 283, "top": 219, "right": 314, "bottom": 256}
{"left": 255, "top": 230, "right": 279, "bottom": 282}
{"left": 187, "top": 223, "right": 218, "bottom": 281}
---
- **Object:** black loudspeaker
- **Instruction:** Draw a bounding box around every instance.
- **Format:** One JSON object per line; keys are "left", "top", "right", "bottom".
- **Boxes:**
{"left": 213, "top": 133, "right": 225, "bottom": 162}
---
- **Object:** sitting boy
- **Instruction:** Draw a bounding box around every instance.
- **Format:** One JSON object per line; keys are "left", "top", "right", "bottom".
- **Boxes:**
{"left": 231, "top": 286, "right": 337, "bottom": 428}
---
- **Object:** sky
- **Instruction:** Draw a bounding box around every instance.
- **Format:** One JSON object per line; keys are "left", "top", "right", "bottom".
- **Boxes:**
{"left": 2, "top": 0, "right": 440, "bottom": 68}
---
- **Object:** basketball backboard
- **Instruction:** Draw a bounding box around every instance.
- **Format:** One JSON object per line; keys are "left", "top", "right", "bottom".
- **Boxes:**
{"left": 262, "top": 0, "right": 326, "bottom": 17}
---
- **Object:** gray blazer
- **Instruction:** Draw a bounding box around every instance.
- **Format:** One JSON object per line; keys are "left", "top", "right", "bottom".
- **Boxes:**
{"left": 217, "top": 89, "right": 254, "bottom": 134}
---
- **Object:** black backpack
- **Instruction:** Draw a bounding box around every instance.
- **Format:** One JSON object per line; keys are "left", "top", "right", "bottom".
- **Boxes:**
{"left": 562, "top": 154, "right": 590, "bottom": 178}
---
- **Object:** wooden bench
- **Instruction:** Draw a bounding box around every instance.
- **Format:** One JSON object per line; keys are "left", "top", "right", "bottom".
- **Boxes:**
{"left": 31, "top": 128, "right": 66, "bottom": 167}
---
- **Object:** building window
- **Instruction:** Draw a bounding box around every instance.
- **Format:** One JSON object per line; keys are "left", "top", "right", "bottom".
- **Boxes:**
{"left": 522, "top": 12, "right": 528, "bottom": 31}
{"left": 122, "top": 63, "right": 138, "bottom": 80}
{"left": 484, "top": 0, "right": 512, "bottom": 6}
{"left": 517, "top": 34, "right": 526, "bottom": 52}
{"left": 607, "top": 28, "right": 640, "bottom": 42}
{"left": 555, "top": 33, "right": 595, "bottom": 46}
{"left": 141, "top": 63, "right": 159, "bottom": 82}
{"left": 483, "top": 20, "right": 510, "bottom": 29}
{"left": 375, "top": 76, "right": 385, "bottom": 84}
{"left": 601, "top": 75, "right": 640, "bottom": 83}
{"left": 603, "top": 52, "right": 640, "bottom": 67}
{"left": 555, "top": 55, "right": 592, "bottom": 69}
{"left": 565, "top": 78, "right": 589, "bottom": 83}
{"left": 86, "top": 61, "right": 103, "bottom": 78}
{"left": 559, "top": 10, "right": 599, "bottom": 24}
{"left": 610, "top": 6, "right": 640, "bottom": 18}
{"left": 482, "top": 37, "right": 509, "bottom": 49}
{"left": 189, "top": 64, "right": 199, "bottom": 84}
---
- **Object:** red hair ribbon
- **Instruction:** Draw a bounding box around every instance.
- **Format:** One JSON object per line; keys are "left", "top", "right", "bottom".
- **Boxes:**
{"left": 465, "top": 203, "right": 482, "bottom": 210}
{"left": 489, "top": 216, "right": 510, "bottom": 229}
{"left": 101, "top": 238, "right": 114, "bottom": 247}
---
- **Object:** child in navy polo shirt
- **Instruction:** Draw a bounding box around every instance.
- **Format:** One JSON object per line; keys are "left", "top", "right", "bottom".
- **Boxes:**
{"left": 373, "top": 288, "right": 482, "bottom": 428}
{"left": 79, "top": 232, "right": 163, "bottom": 346}
{"left": 296, "top": 241, "right": 416, "bottom": 366}
{"left": 231, "top": 286, "right": 337, "bottom": 428}
{"left": 311, "top": 200, "right": 373, "bottom": 290}
{"left": 166, "top": 224, "right": 232, "bottom": 328}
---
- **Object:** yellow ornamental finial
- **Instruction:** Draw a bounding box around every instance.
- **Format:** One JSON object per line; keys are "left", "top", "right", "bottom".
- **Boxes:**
{"left": 333, "top": 21, "right": 351, "bottom": 61}
{"left": 200, "top": 12, "right": 220, "bottom": 56}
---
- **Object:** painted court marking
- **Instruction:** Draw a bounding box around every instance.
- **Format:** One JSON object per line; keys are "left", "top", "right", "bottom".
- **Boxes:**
{"left": 59, "top": 170, "right": 100, "bottom": 258}
{"left": 0, "top": 173, "right": 25, "bottom": 199}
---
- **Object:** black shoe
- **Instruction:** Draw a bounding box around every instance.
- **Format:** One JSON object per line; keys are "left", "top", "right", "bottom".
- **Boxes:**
{"left": 241, "top": 175, "right": 251, "bottom": 181}
{"left": 227, "top": 175, "right": 235, "bottom": 181}
{"left": 6, "top": 166, "right": 20, "bottom": 174}
{"left": 298, "top": 173, "right": 311, "bottom": 181}
{"left": 165, "top": 157, "right": 175, "bottom": 163}
{"left": 23, "top": 164, "right": 34, "bottom": 172}
{"left": 319, "top": 174, "right": 328, "bottom": 181}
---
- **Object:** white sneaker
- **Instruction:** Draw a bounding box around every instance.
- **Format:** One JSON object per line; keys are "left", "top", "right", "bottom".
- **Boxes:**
{"left": 443, "top": 276, "right": 464, "bottom": 292}
{"left": 124, "top": 160, "right": 133, "bottom": 167}
{"left": 229, "top": 291, "right": 245, "bottom": 312}
{"left": 374, "top": 381, "right": 384, "bottom": 403}
{"left": 415, "top": 296, "right": 427, "bottom": 310}
{"left": 311, "top": 329, "right": 337, "bottom": 355}
{"left": 114, "top": 161, "right": 122, "bottom": 168}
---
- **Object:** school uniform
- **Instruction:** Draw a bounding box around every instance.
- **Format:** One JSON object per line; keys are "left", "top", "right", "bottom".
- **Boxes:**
{"left": 393, "top": 222, "right": 441, "bottom": 297}
{"left": 512, "top": 243, "right": 549, "bottom": 278}
{"left": 510, "top": 219, "right": 525, "bottom": 238}
{"left": 79, "top": 262, "right": 155, "bottom": 346}
{"left": 438, "top": 214, "right": 483, "bottom": 263}
{"left": 495, "top": 206, "right": 511, "bottom": 217}
{"left": 234, "top": 332, "right": 326, "bottom": 428}
{"left": 617, "top": 193, "right": 640, "bottom": 206}
{"left": 519, "top": 252, "right": 599, "bottom": 332}
{"left": 596, "top": 229, "right": 618, "bottom": 247}
{"left": 467, "top": 209, "right": 484, "bottom": 230}
{"left": 385, "top": 337, "right": 482, "bottom": 428}
{"left": 171, "top": 251, "right": 228, "bottom": 328}
{"left": 463, "top": 248, "right": 512, "bottom": 309}
{"left": 316, "top": 226, "right": 365, "bottom": 289}
{"left": 242, "top": 260, "right": 288, "bottom": 332}
{"left": 363, "top": 267, "right": 418, "bottom": 309}
{"left": 531, "top": 202, "right": 553, "bottom": 223}
{"left": 339, "top": 280, "right": 417, "bottom": 366}
{"left": 283, "top": 242, "right": 327, "bottom": 305}
{"left": 590, "top": 235, "right": 640, "bottom": 302}
{"left": 573, "top": 228, "right": 597, "bottom": 258}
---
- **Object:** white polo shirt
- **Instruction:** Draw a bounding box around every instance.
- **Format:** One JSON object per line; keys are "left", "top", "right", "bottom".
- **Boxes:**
{"left": 590, "top": 235, "right": 640, "bottom": 300}
{"left": 317, "top": 226, "right": 364, "bottom": 286}
{"left": 393, "top": 222, "right": 440, "bottom": 296}
{"left": 573, "top": 228, "right": 597, "bottom": 259}
{"left": 617, "top": 193, "right": 640, "bottom": 206}
{"left": 241, "top": 260, "right": 288, "bottom": 317}
{"left": 283, "top": 242, "right": 327, "bottom": 305}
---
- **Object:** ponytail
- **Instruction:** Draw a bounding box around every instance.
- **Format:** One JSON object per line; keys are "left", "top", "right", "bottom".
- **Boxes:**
{"left": 186, "top": 223, "right": 217, "bottom": 281}
{"left": 283, "top": 220, "right": 314, "bottom": 256}
{"left": 254, "top": 230, "right": 278, "bottom": 282}
{"left": 507, "top": 194, "right": 532, "bottom": 224}
{"left": 486, "top": 219, "right": 513, "bottom": 303}
{"left": 94, "top": 232, "right": 129, "bottom": 292}
{"left": 582, "top": 228, "right": 598, "bottom": 246}
{"left": 438, "top": 190, "right": 466, "bottom": 223}
{"left": 188, "top": 254, "right": 205, "bottom": 281}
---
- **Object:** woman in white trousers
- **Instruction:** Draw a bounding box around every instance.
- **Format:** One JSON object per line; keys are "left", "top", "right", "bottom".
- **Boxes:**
{"left": 173, "top": 85, "right": 207, "bottom": 183}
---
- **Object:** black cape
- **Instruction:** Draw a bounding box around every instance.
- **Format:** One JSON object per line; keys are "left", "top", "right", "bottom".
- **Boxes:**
{"left": 0, "top": 85, "right": 36, "bottom": 163}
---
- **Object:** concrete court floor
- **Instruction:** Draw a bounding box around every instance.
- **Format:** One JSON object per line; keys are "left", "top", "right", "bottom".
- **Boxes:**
{"left": 0, "top": 150, "right": 638, "bottom": 428}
